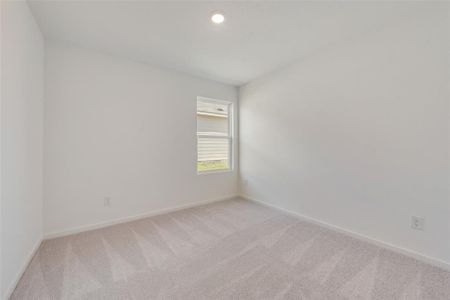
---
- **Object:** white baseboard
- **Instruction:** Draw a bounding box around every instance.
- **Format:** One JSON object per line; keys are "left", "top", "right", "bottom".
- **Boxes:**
{"left": 44, "top": 195, "right": 238, "bottom": 240}
{"left": 3, "top": 237, "right": 43, "bottom": 300}
{"left": 240, "top": 194, "right": 450, "bottom": 272}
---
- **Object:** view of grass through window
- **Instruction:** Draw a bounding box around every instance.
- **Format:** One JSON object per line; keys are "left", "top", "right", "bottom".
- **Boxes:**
{"left": 197, "top": 160, "right": 229, "bottom": 172}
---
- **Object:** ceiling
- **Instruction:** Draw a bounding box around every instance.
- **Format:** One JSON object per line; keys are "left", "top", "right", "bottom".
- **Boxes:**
{"left": 29, "top": 1, "right": 412, "bottom": 86}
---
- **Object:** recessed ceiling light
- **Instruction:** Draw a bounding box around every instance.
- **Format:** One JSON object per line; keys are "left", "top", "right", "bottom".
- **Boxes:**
{"left": 211, "top": 13, "right": 225, "bottom": 24}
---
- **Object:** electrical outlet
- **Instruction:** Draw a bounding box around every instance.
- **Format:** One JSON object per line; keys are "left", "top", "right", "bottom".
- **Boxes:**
{"left": 411, "top": 216, "right": 425, "bottom": 231}
{"left": 104, "top": 197, "right": 111, "bottom": 207}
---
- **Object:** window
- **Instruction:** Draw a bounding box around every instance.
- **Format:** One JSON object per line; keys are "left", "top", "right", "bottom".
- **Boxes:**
{"left": 197, "top": 97, "right": 232, "bottom": 173}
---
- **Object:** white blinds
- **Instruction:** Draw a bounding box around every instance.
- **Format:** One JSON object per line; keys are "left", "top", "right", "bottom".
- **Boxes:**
{"left": 197, "top": 137, "right": 229, "bottom": 162}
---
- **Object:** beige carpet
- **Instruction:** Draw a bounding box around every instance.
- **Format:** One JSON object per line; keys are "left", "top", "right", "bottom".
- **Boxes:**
{"left": 11, "top": 198, "right": 450, "bottom": 299}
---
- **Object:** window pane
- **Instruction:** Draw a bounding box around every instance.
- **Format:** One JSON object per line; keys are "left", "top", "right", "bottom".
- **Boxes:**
{"left": 197, "top": 100, "right": 229, "bottom": 136}
{"left": 197, "top": 114, "right": 228, "bottom": 136}
{"left": 197, "top": 101, "right": 229, "bottom": 116}
{"left": 197, "top": 137, "right": 230, "bottom": 172}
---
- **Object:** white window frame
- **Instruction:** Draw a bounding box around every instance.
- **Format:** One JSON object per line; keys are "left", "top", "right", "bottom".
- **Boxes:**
{"left": 197, "top": 96, "right": 233, "bottom": 175}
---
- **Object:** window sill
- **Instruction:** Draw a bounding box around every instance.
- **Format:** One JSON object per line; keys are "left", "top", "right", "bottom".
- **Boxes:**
{"left": 197, "top": 169, "right": 233, "bottom": 175}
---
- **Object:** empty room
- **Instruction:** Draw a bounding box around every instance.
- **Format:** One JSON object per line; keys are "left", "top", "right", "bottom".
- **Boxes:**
{"left": 1, "top": 0, "right": 449, "bottom": 299}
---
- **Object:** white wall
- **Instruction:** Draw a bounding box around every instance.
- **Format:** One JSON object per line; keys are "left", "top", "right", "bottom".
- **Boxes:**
{"left": 239, "top": 3, "right": 450, "bottom": 265}
{"left": 1, "top": 1, "right": 44, "bottom": 298}
{"left": 44, "top": 42, "right": 238, "bottom": 236}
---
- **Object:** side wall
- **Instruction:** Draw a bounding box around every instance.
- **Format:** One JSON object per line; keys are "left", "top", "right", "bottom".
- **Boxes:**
{"left": 239, "top": 3, "right": 450, "bottom": 265}
{"left": 1, "top": 1, "right": 44, "bottom": 298}
{"left": 44, "top": 42, "right": 238, "bottom": 236}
